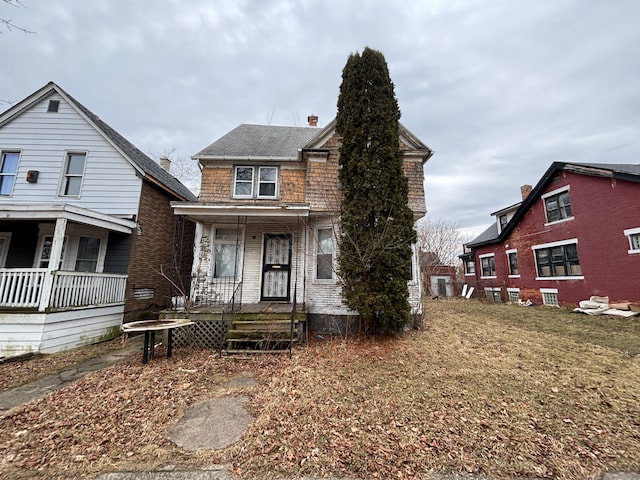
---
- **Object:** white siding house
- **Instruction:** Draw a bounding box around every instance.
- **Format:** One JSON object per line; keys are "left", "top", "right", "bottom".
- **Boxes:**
{"left": 0, "top": 82, "right": 196, "bottom": 358}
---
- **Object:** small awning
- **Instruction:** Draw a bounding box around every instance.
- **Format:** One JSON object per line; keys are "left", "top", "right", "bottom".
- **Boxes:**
{"left": 171, "top": 202, "right": 310, "bottom": 223}
{"left": 0, "top": 203, "right": 137, "bottom": 234}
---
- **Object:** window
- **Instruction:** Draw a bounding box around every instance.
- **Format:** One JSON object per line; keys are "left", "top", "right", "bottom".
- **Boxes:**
{"left": 533, "top": 240, "right": 582, "bottom": 278}
{"left": 543, "top": 188, "right": 572, "bottom": 223}
{"left": 541, "top": 288, "right": 559, "bottom": 306}
{"left": 212, "top": 227, "right": 241, "bottom": 279}
{"left": 316, "top": 228, "right": 334, "bottom": 280}
{"left": 506, "top": 250, "right": 519, "bottom": 276}
{"left": 61, "top": 152, "right": 86, "bottom": 196}
{"left": 485, "top": 287, "right": 501, "bottom": 302}
{"left": 507, "top": 288, "right": 520, "bottom": 303}
{"left": 75, "top": 237, "right": 101, "bottom": 272}
{"left": 479, "top": 254, "right": 495, "bottom": 278}
{"left": 499, "top": 214, "right": 508, "bottom": 231}
{"left": 37, "top": 236, "right": 67, "bottom": 269}
{"left": 0, "top": 233, "right": 11, "bottom": 267}
{"left": 0, "top": 151, "right": 19, "bottom": 195}
{"left": 624, "top": 227, "right": 640, "bottom": 254}
{"left": 464, "top": 259, "right": 475, "bottom": 275}
{"left": 233, "top": 166, "right": 278, "bottom": 198}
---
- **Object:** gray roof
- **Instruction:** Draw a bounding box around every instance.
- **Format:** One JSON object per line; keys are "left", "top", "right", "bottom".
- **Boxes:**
{"left": 566, "top": 162, "right": 640, "bottom": 176}
{"left": 59, "top": 86, "right": 197, "bottom": 201}
{"left": 0, "top": 82, "right": 197, "bottom": 202}
{"left": 195, "top": 124, "right": 321, "bottom": 159}
{"left": 467, "top": 222, "right": 499, "bottom": 247}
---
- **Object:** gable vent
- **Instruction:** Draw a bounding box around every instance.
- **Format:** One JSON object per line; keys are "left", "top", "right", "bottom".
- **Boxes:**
{"left": 47, "top": 100, "right": 60, "bottom": 112}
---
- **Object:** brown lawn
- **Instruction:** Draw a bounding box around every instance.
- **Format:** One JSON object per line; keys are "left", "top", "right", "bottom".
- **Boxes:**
{"left": 1, "top": 298, "right": 639, "bottom": 479}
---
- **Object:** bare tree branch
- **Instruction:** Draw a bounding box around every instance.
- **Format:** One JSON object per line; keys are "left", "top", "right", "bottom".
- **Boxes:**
{"left": 1, "top": 0, "right": 35, "bottom": 34}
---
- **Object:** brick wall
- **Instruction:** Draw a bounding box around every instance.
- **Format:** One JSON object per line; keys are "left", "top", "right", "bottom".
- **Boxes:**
{"left": 124, "top": 181, "right": 195, "bottom": 321}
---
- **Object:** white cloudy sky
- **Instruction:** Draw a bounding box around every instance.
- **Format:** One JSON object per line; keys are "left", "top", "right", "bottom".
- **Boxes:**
{"left": 1, "top": 0, "right": 639, "bottom": 238}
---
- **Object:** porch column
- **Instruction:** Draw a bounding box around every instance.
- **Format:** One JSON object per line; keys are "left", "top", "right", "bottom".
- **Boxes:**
{"left": 38, "top": 218, "right": 67, "bottom": 311}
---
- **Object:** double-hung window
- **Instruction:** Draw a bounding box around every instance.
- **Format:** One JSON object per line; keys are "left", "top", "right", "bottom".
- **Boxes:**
{"left": 212, "top": 227, "right": 242, "bottom": 279}
{"left": 543, "top": 187, "right": 572, "bottom": 223}
{"left": 233, "top": 166, "right": 278, "bottom": 198}
{"left": 506, "top": 250, "right": 519, "bottom": 276}
{"left": 533, "top": 239, "right": 582, "bottom": 278}
{"left": 75, "top": 237, "right": 101, "bottom": 272}
{"left": 37, "top": 235, "right": 67, "bottom": 269}
{"left": 61, "top": 152, "right": 86, "bottom": 196}
{"left": 316, "top": 227, "right": 334, "bottom": 280}
{"left": 464, "top": 259, "right": 475, "bottom": 276}
{"left": 0, "top": 151, "right": 20, "bottom": 195}
{"left": 624, "top": 227, "right": 640, "bottom": 254}
{"left": 479, "top": 254, "right": 496, "bottom": 278}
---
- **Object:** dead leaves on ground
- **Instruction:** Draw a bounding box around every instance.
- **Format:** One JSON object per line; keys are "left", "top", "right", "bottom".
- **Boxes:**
{"left": 1, "top": 300, "right": 640, "bottom": 479}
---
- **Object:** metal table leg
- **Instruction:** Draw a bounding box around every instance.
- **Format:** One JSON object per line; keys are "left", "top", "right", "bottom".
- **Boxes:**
{"left": 167, "top": 328, "right": 173, "bottom": 358}
{"left": 142, "top": 331, "right": 150, "bottom": 364}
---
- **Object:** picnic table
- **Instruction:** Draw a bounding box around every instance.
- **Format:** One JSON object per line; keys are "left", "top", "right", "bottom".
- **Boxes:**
{"left": 121, "top": 319, "right": 194, "bottom": 364}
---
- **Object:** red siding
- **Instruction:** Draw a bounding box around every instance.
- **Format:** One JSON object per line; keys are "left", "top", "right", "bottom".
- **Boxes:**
{"left": 470, "top": 171, "right": 640, "bottom": 306}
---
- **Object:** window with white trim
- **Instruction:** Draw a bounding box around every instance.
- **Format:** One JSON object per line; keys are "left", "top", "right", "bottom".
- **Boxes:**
{"left": 542, "top": 187, "right": 572, "bottom": 224}
{"left": 485, "top": 287, "right": 501, "bottom": 302}
{"left": 464, "top": 259, "right": 475, "bottom": 275}
{"left": 316, "top": 227, "right": 334, "bottom": 280}
{"left": 507, "top": 288, "right": 520, "bottom": 303}
{"left": 60, "top": 152, "right": 86, "bottom": 196}
{"left": 506, "top": 250, "right": 519, "bottom": 276}
{"left": 624, "top": 227, "right": 640, "bottom": 254}
{"left": 212, "top": 227, "right": 242, "bottom": 279}
{"left": 233, "top": 166, "right": 278, "bottom": 199}
{"left": 0, "top": 232, "right": 11, "bottom": 267}
{"left": 479, "top": 254, "right": 496, "bottom": 278}
{"left": 541, "top": 288, "right": 559, "bottom": 306}
{"left": 37, "top": 235, "right": 67, "bottom": 269}
{"left": 0, "top": 151, "right": 20, "bottom": 196}
{"left": 533, "top": 239, "right": 582, "bottom": 278}
{"left": 75, "top": 237, "right": 101, "bottom": 272}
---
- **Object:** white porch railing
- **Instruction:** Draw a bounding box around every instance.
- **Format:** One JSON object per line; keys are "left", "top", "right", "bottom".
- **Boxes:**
{"left": 0, "top": 269, "right": 127, "bottom": 310}
{"left": 0, "top": 268, "right": 47, "bottom": 308}
{"left": 50, "top": 271, "right": 127, "bottom": 309}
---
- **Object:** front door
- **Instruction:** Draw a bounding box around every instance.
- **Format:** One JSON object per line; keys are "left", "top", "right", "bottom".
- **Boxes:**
{"left": 261, "top": 234, "right": 291, "bottom": 301}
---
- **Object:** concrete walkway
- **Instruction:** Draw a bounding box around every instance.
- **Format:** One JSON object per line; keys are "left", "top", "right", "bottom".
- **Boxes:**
{"left": 0, "top": 339, "right": 142, "bottom": 412}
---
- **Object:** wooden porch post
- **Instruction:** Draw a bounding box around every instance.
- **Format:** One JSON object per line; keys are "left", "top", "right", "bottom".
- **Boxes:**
{"left": 38, "top": 218, "right": 67, "bottom": 312}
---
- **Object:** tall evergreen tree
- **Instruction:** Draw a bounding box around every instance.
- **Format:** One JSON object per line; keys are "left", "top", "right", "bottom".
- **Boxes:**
{"left": 336, "top": 47, "right": 416, "bottom": 334}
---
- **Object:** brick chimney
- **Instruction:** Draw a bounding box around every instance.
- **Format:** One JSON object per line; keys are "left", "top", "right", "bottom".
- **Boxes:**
{"left": 160, "top": 156, "right": 171, "bottom": 172}
{"left": 521, "top": 184, "right": 533, "bottom": 200}
{"left": 307, "top": 114, "right": 318, "bottom": 127}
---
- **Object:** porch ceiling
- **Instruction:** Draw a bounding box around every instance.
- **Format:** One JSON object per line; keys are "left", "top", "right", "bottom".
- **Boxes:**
{"left": 0, "top": 203, "right": 137, "bottom": 233}
{"left": 171, "top": 202, "right": 310, "bottom": 223}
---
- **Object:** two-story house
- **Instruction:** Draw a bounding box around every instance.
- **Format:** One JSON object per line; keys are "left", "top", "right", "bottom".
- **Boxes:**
{"left": 0, "top": 82, "right": 196, "bottom": 358}
{"left": 171, "top": 117, "right": 432, "bottom": 348}
{"left": 461, "top": 162, "right": 640, "bottom": 306}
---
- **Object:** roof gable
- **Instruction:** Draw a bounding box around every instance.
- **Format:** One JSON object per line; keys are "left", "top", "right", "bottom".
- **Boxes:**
{"left": 0, "top": 82, "right": 196, "bottom": 202}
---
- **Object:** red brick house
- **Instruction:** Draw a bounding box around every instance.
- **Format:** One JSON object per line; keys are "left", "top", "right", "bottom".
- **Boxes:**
{"left": 460, "top": 162, "right": 640, "bottom": 306}
{"left": 0, "top": 82, "right": 196, "bottom": 358}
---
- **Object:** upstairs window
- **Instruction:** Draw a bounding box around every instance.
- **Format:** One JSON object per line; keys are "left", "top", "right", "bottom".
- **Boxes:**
{"left": 61, "top": 152, "right": 86, "bottom": 196}
{"left": 479, "top": 254, "right": 496, "bottom": 278}
{"left": 543, "top": 188, "right": 572, "bottom": 223}
{"left": 624, "top": 227, "right": 640, "bottom": 254}
{"left": 498, "top": 214, "right": 508, "bottom": 231}
{"left": 233, "top": 166, "right": 278, "bottom": 199}
{"left": 534, "top": 240, "right": 582, "bottom": 278}
{"left": 0, "top": 151, "right": 20, "bottom": 195}
{"left": 316, "top": 228, "right": 334, "bottom": 280}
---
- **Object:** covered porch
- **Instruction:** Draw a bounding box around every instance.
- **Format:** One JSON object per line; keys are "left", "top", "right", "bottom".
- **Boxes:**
{"left": 0, "top": 204, "right": 136, "bottom": 358}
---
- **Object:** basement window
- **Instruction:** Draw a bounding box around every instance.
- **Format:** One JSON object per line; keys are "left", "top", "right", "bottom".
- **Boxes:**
{"left": 541, "top": 288, "right": 559, "bottom": 307}
{"left": 507, "top": 288, "right": 520, "bottom": 303}
{"left": 484, "top": 287, "right": 501, "bottom": 302}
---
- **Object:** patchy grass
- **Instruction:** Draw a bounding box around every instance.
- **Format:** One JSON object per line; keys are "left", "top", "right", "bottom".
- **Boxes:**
{"left": 1, "top": 299, "right": 639, "bottom": 479}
